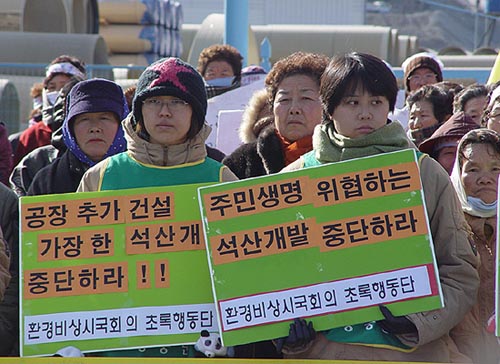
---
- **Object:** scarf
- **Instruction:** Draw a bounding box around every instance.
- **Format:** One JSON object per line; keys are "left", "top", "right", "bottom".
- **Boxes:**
{"left": 62, "top": 120, "right": 127, "bottom": 168}
{"left": 407, "top": 123, "right": 440, "bottom": 146}
{"left": 313, "top": 120, "right": 411, "bottom": 163}
{"left": 205, "top": 79, "right": 241, "bottom": 99}
{"left": 277, "top": 131, "right": 313, "bottom": 166}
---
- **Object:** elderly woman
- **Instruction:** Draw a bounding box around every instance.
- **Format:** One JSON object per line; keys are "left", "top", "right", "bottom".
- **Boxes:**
{"left": 406, "top": 84, "right": 453, "bottom": 146}
{"left": 449, "top": 128, "right": 500, "bottom": 364}
{"left": 27, "top": 78, "right": 128, "bottom": 195}
{"left": 453, "top": 84, "right": 489, "bottom": 125}
{"left": 223, "top": 51, "right": 329, "bottom": 179}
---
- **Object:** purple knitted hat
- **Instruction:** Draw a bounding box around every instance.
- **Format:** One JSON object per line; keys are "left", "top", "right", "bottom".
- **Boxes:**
{"left": 62, "top": 78, "right": 128, "bottom": 166}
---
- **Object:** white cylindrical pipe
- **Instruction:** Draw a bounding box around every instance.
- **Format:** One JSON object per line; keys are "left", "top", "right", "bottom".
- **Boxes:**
{"left": 23, "top": 0, "right": 70, "bottom": 33}
{"left": 0, "top": 32, "right": 109, "bottom": 64}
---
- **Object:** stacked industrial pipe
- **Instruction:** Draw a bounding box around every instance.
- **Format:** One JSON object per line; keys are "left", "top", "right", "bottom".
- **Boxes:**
{"left": 99, "top": 0, "right": 183, "bottom": 66}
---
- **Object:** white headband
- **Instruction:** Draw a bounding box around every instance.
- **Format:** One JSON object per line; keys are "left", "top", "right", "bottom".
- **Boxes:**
{"left": 46, "top": 62, "right": 85, "bottom": 80}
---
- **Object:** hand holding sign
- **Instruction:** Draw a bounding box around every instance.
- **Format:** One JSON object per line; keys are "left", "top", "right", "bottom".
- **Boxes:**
{"left": 275, "top": 318, "right": 316, "bottom": 355}
{"left": 377, "top": 305, "right": 417, "bottom": 335}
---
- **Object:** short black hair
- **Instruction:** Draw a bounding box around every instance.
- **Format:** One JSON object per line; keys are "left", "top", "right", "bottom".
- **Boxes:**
{"left": 407, "top": 85, "right": 453, "bottom": 124}
{"left": 453, "top": 84, "right": 488, "bottom": 113}
{"left": 320, "top": 52, "right": 398, "bottom": 120}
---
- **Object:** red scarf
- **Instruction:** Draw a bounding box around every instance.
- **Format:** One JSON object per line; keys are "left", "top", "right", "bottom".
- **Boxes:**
{"left": 276, "top": 130, "right": 313, "bottom": 166}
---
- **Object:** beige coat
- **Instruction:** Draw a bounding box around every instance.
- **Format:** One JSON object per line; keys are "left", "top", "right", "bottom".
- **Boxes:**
{"left": 282, "top": 155, "right": 480, "bottom": 362}
{"left": 450, "top": 214, "right": 500, "bottom": 364}
{"left": 78, "top": 115, "right": 237, "bottom": 192}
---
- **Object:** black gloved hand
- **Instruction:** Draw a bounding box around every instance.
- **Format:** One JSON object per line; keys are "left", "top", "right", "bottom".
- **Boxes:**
{"left": 377, "top": 305, "right": 417, "bottom": 335}
{"left": 275, "top": 318, "right": 316, "bottom": 354}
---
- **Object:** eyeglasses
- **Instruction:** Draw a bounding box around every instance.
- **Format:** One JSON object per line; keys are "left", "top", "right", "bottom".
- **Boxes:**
{"left": 143, "top": 98, "right": 189, "bottom": 111}
{"left": 408, "top": 73, "right": 437, "bottom": 83}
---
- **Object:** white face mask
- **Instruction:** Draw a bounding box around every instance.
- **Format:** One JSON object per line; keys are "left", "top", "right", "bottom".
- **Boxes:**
{"left": 205, "top": 76, "right": 235, "bottom": 88}
{"left": 43, "top": 90, "right": 59, "bottom": 107}
{"left": 467, "top": 196, "right": 497, "bottom": 214}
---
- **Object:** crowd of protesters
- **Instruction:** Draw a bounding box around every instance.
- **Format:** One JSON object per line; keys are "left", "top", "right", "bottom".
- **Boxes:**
{"left": 0, "top": 47, "right": 499, "bottom": 363}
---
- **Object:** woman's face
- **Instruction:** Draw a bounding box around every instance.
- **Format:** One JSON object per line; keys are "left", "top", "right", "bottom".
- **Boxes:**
{"left": 141, "top": 96, "right": 193, "bottom": 146}
{"left": 408, "top": 100, "right": 439, "bottom": 131}
{"left": 436, "top": 146, "right": 457, "bottom": 175}
{"left": 463, "top": 96, "right": 487, "bottom": 125}
{"left": 330, "top": 85, "right": 390, "bottom": 139}
{"left": 273, "top": 74, "right": 322, "bottom": 142}
{"left": 461, "top": 143, "right": 500, "bottom": 204}
{"left": 486, "top": 100, "right": 500, "bottom": 133}
{"left": 408, "top": 67, "right": 438, "bottom": 92}
{"left": 47, "top": 74, "right": 71, "bottom": 92}
{"left": 204, "top": 61, "right": 234, "bottom": 81}
{"left": 73, "top": 112, "right": 120, "bottom": 162}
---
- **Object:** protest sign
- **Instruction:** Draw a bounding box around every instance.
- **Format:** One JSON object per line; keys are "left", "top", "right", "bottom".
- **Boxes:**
{"left": 216, "top": 109, "right": 244, "bottom": 155}
{"left": 20, "top": 184, "right": 218, "bottom": 356}
{"left": 198, "top": 149, "right": 442, "bottom": 346}
{"left": 205, "top": 79, "right": 265, "bottom": 149}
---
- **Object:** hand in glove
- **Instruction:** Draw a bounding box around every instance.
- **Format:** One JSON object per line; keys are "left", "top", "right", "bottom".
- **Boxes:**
{"left": 275, "top": 318, "right": 316, "bottom": 354}
{"left": 377, "top": 305, "right": 417, "bottom": 335}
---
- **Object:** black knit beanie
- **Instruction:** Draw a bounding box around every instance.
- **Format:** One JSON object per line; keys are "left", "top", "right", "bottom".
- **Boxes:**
{"left": 132, "top": 57, "right": 207, "bottom": 135}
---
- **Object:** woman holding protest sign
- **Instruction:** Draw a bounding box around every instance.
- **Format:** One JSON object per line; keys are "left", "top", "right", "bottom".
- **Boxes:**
{"left": 277, "top": 52, "right": 480, "bottom": 362}
{"left": 449, "top": 128, "right": 500, "bottom": 364}
{"left": 78, "top": 57, "right": 237, "bottom": 192}
{"left": 74, "top": 57, "right": 237, "bottom": 358}
{"left": 223, "top": 51, "right": 328, "bottom": 179}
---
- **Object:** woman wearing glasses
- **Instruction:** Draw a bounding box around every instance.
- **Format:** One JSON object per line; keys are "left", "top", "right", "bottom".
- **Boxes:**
{"left": 73, "top": 58, "right": 237, "bottom": 357}
{"left": 78, "top": 57, "right": 237, "bottom": 193}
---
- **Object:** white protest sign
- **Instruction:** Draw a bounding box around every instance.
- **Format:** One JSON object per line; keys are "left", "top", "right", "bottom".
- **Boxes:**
{"left": 206, "top": 79, "right": 265, "bottom": 149}
{"left": 216, "top": 110, "right": 244, "bottom": 155}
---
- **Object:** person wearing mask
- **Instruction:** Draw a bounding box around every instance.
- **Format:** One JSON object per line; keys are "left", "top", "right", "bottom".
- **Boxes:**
{"left": 197, "top": 44, "right": 243, "bottom": 99}
{"left": 223, "top": 51, "right": 329, "bottom": 179}
{"left": 277, "top": 52, "right": 479, "bottom": 362}
{"left": 10, "top": 77, "right": 83, "bottom": 196}
{"left": 449, "top": 128, "right": 500, "bottom": 364}
{"left": 406, "top": 84, "right": 453, "bottom": 146}
{"left": 13, "top": 55, "right": 86, "bottom": 165}
{"left": 27, "top": 78, "right": 128, "bottom": 195}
